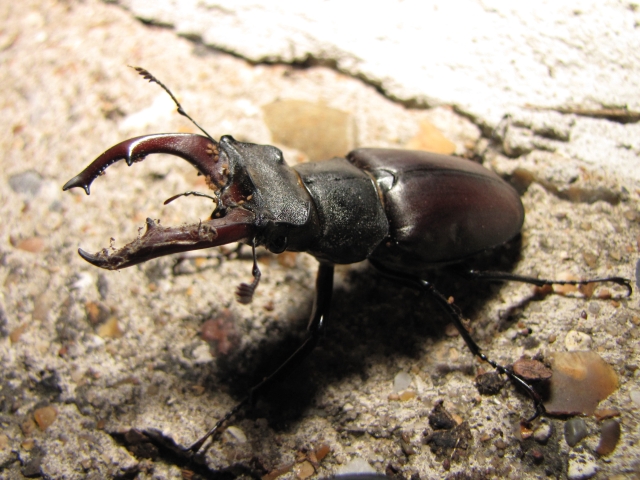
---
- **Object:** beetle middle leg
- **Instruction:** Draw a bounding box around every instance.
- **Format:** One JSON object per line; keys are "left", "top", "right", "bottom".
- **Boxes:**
{"left": 185, "top": 262, "right": 335, "bottom": 454}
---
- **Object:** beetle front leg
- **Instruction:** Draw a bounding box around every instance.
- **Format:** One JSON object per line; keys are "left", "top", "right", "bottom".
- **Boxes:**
{"left": 185, "top": 262, "right": 335, "bottom": 454}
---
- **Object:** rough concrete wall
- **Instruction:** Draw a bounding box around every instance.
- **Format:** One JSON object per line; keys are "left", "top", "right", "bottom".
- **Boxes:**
{"left": 0, "top": 1, "right": 638, "bottom": 479}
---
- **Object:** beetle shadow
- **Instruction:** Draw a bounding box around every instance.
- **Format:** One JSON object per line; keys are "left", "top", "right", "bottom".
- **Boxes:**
{"left": 195, "top": 236, "right": 526, "bottom": 431}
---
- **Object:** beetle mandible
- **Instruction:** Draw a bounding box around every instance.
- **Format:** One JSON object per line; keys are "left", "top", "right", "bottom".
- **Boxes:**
{"left": 63, "top": 68, "right": 631, "bottom": 454}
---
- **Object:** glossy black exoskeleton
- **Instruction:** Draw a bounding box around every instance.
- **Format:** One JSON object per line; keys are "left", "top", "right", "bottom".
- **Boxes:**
{"left": 63, "top": 68, "right": 630, "bottom": 454}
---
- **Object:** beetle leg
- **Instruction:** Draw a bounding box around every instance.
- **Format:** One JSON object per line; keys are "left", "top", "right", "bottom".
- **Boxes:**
{"left": 371, "top": 262, "right": 546, "bottom": 422}
{"left": 463, "top": 270, "right": 632, "bottom": 297}
{"left": 235, "top": 239, "right": 261, "bottom": 304}
{"left": 185, "top": 262, "right": 335, "bottom": 454}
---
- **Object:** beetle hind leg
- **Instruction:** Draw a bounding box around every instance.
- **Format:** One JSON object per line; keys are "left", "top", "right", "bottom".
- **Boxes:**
{"left": 463, "top": 269, "right": 632, "bottom": 297}
{"left": 371, "top": 262, "right": 546, "bottom": 423}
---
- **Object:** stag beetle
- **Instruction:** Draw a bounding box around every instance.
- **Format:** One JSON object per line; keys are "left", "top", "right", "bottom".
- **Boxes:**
{"left": 63, "top": 68, "right": 631, "bottom": 454}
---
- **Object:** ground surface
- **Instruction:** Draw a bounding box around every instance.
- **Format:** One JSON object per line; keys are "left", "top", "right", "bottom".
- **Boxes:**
{"left": 0, "top": 1, "right": 639, "bottom": 479}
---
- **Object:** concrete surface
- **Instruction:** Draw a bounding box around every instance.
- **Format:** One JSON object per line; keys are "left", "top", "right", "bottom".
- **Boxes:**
{"left": 0, "top": 0, "right": 639, "bottom": 479}
{"left": 119, "top": 0, "right": 640, "bottom": 178}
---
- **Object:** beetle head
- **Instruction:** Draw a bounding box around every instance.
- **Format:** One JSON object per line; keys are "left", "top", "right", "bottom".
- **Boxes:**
{"left": 63, "top": 134, "right": 314, "bottom": 270}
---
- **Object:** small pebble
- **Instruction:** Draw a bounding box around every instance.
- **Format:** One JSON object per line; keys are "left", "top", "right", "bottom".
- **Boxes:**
{"left": 34, "top": 406, "right": 57, "bottom": 431}
{"left": 609, "top": 250, "right": 622, "bottom": 262}
{"left": 594, "top": 408, "right": 620, "bottom": 421}
{"left": 393, "top": 371, "right": 412, "bottom": 392}
{"left": 582, "top": 252, "right": 597, "bottom": 268}
{"left": 567, "top": 452, "right": 597, "bottom": 480}
{"left": 578, "top": 282, "right": 597, "bottom": 298}
{"left": 192, "top": 344, "right": 214, "bottom": 364}
{"left": 399, "top": 390, "right": 417, "bottom": 401}
{"left": 564, "top": 330, "right": 592, "bottom": 351}
{"left": 444, "top": 323, "right": 459, "bottom": 337}
{"left": 513, "top": 358, "right": 552, "bottom": 381}
{"left": 544, "top": 351, "right": 618, "bottom": 415}
{"left": 223, "top": 426, "right": 247, "bottom": 444}
{"left": 9, "top": 170, "right": 43, "bottom": 196}
{"left": 553, "top": 273, "right": 579, "bottom": 295}
{"left": 0, "top": 433, "right": 9, "bottom": 450}
{"left": 13, "top": 237, "right": 44, "bottom": 253}
{"left": 32, "top": 293, "right": 53, "bottom": 322}
{"left": 336, "top": 457, "right": 376, "bottom": 475}
{"left": 494, "top": 438, "right": 508, "bottom": 450}
{"left": 262, "top": 100, "right": 353, "bottom": 162}
{"left": 565, "top": 418, "right": 588, "bottom": 447}
{"left": 294, "top": 460, "right": 315, "bottom": 480}
{"left": 97, "top": 274, "right": 109, "bottom": 300}
{"left": 97, "top": 317, "right": 123, "bottom": 338}
{"left": 520, "top": 423, "right": 533, "bottom": 439}
{"left": 630, "top": 389, "right": 640, "bottom": 407}
{"left": 84, "top": 301, "right": 107, "bottom": 325}
{"left": 9, "top": 324, "right": 27, "bottom": 343}
{"left": 530, "top": 448, "right": 544, "bottom": 464}
{"left": 71, "top": 272, "right": 94, "bottom": 291}
{"left": 475, "top": 372, "right": 505, "bottom": 395}
{"left": 314, "top": 444, "right": 330, "bottom": 461}
{"left": 533, "top": 422, "right": 552, "bottom": 444}
{"left": 428, "top": 401, "right": 457, "bottom": 430}
{"left": 405, "top": 120, "right": 456, "bottom": 154}
{"left": 595, "top": 420, "right": 621, "bottom": 456}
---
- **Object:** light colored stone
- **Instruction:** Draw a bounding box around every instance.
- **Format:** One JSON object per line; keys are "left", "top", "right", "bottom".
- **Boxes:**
{"left": 567, "top": 452, "right": 598, "bottom": 480}
{"left": 565, "top": 331, "right": 592, "bottom": 351}
{"left": 393, "top": 371, "right": 412, "bottom": 393}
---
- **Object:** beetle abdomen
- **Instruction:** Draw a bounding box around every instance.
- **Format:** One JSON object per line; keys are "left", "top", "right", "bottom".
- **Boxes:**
{"left": 348, "top": 149, "right": 524, "bottom": 273}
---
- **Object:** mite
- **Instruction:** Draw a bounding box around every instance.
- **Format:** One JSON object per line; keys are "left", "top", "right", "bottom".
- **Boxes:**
{"left": 63, "top": 68, "right": 631, "bottom": 454}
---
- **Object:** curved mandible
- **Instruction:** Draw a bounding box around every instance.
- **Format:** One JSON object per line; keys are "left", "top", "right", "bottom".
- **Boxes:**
{"left": 76, "top": 208, "right": 256, "bottom": 270}
{"left": 62, "top": 134, "right": 225, "bottom": 195}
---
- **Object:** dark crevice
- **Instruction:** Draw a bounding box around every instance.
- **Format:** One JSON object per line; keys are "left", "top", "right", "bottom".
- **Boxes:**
{"left": 136, "top": 14, "right": 438, "bottom": 112}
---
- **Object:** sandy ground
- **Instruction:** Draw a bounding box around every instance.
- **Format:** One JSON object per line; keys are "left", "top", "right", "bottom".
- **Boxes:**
{"left": 0, "top": 1, "right": 639, "bottom": 479}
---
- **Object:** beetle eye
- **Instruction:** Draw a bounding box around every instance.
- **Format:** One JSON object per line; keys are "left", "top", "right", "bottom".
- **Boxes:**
{"left": 272, "top": 149, "right": 284, "bottom": 164}
{"left": 268, "top": 235, "right": 288, "bottom": 254}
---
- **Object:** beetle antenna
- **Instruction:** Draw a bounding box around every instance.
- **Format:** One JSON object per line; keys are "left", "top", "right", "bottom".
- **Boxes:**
{"left": 130, "top": 66, "right": 216, "bottom": 143}
{"left": 164, "top": 191, "right": 218, "bottom": 205}
{"left": 235, "top": 239, "right": 261, "bottom": 304}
